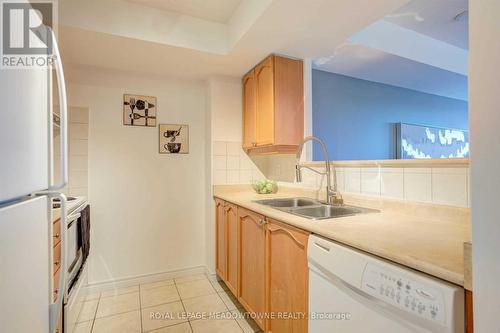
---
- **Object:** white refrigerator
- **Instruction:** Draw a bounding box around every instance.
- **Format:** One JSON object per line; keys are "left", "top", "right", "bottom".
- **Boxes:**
{"left": 0, "top": 31, "right": 69, "bottom": 333}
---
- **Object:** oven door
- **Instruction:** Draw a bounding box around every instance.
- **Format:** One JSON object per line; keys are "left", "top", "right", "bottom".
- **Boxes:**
{"left": 64, "top": 261, "right": 88, "bottom": 333}
{"left": 66, "top": 211, "right": 82, "bottom": 290}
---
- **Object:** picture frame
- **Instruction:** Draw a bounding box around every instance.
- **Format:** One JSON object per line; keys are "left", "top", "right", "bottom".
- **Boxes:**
{"left": 123, "top": 94, "right": 157, "bottom": 127}
{"left": 159, "top": 124, "right": 189, "bottom": 154}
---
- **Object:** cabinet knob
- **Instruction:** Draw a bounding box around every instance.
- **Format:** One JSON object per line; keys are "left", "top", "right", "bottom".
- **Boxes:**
{"left": 259, "top": 219, "right": 267, "bottom": 226}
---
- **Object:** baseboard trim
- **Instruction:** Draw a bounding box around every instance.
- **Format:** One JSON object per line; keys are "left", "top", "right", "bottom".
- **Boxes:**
{"left": 83, "top": 265, "right": 208, "bottom": 294}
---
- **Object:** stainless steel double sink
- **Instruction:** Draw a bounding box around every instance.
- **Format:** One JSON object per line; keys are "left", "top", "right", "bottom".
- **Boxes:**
{"left": 253, "top": 197, "right": 379, "bottom": 220}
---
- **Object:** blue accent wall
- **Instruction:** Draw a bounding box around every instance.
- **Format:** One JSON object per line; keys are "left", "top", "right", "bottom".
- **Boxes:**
{"left": 312, "top": 70, "right": 468, "bottom": 161}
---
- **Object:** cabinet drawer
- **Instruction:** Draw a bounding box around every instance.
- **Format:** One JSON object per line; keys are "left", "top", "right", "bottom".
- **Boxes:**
{"left": 54, "top": 310, "right": 62, "bottom": 333}
{"left": 53, "top": 218, "right": 61, "bottom": 247}
{"left": 53, "top": 242, "right": 61, "bottom": 274}
{"left": 53, "top": 268, "right": 60, "bottom": 302}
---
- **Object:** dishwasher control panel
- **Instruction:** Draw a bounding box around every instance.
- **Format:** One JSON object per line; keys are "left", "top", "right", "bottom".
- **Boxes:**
{"left": 361, "top": 263, "right": 446, "bottom": 324}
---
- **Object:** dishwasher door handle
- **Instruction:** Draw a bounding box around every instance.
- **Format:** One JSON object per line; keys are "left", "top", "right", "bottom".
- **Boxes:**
{"left": 314, "top": 241, "right": 331, "bottom": 252}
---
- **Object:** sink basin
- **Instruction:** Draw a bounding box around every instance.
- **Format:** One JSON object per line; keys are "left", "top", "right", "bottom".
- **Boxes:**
{"left": 290, "top": 204, "right": 373, "bottom": 220}
{"left": 253, "top": 197, "right": 379, "bottom": 220}
{"left": 253, "top": 197, "right": 319, "bottom": 208}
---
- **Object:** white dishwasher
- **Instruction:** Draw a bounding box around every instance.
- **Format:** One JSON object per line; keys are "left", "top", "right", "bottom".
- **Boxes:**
{"left": 308, "top": 235, "right": 464, "bottom": 333}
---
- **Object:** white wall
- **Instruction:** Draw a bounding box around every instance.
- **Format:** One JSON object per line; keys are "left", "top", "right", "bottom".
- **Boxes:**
{"left": 65, "top": 66, "right": 207, "bottom": 284}
{"left": 470, "top": 0, "right": 500, "bottom": 330}
{"left": 209, "top": 77, "right": 243, "bottom": 142}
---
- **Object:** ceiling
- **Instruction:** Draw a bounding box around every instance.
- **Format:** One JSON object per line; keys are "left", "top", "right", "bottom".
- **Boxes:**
{"left": 314, "top": 44, "right": 468, "bottom": 100}
{"left": 59, "top": 0, "right": 409, "bottom": 80}
{"left": 385, "top": 0, "right": 468, "bottom": 49}
{"left": 125, "top": 0, "right": 242, "bottom": 24}
{"left": 312, "top": 0, "right": 469, "bottom": 100}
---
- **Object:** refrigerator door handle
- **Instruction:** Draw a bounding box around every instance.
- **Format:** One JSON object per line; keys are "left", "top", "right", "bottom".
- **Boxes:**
{"left": 49, "top": 29, "right": 68, "bottom": 191}
{"left": 46, "top": 192, "right": 67, "bottom": 333}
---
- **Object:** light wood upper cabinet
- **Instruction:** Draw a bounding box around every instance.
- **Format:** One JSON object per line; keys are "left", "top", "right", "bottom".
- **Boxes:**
{"left": 242, "top": 55, "right": 304, "bottom": 155}
{"left": 238, "top": 207, "right": 267, "bottom": 331}
{"left": 267, "top": 219, "right": 309, "bottom": 333}
{"left": 255, "top": 57, "right": 275, "bottom": 146}
{"left": 225, "top": 203, "right": 238, "bottom": 295}
{"left": 243, "top": 71, "right": 256, "bottom": 149}
{"left": 215, "top": 198, "right": 226, "bottom": 280}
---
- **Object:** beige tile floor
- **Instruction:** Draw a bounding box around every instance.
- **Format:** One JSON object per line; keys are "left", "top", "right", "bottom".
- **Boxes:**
{"left": 75, "top": 273, "right": 262, "bottom": 333}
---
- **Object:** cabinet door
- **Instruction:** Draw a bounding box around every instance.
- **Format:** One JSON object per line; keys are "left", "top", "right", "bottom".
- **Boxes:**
{"left": 255, "top": 56, "right": 275, "bottom": 146}
{"left": 225, "top": 203, "right": 238, "bottom": 295}
{"left": 215, "top": 199, "right": 226, "bottom": 280}
{"left": 242, "top": 71, "right": 256, "bottom": 149}
{"left": 238, "top": 207, "right": 267, "bottom": 330}
{"left": 267, "top": 219, "right": 309, "bottom": 333}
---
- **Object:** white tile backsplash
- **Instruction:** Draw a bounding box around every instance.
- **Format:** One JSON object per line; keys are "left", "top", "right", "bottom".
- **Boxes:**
{"left": 380, "top": 168, "right": 404, "bottom": 199}
{"left": 226, "top": 142, "right": 241, "bottom": 156}
{"left": 70, "top": 155, "right": 88, "bottom": 172}
{"left": 69, "top": 187, "right": 88, "bottom": 197}
{"left": 361, "top": 168, "right": 381, "bottom": 196}
{"left": 70, "top": 139, "right": 88, "bottom": 156}
{"left": 431, "top": 168, "right": 468, "bottom": 207}
{"left": 404, "top": 168, "right": 432, "bottom": 203}
{"left": 294, "top": 165, "right": 469, "bottom": 208}
{"left": 211, "top": 140, "right": 469, "bottom": 208}
{"left": 227, "top": 170, "right": 240, "bottom": 184}
{"left": 226, "top": 156, "right": 240, "bottom": 170}
{"left": 344, "top": 168, "right": 361, "bottom": 194}
{"left": 239, "top": 170, "right": 252, "bottom": 183}
{"left": 56, "top": 108, "right": 89, "bottom": 198}
{"left": 69, "top": 107, "right": 90, "bottom": 124}
{"left": 69, "top": 170, "right": 89, "bottom": 188}
{"left": 239, "top": 154, "right": 254, "bottom": 171}
{"left": 69, "top": 123, "right": 89, "bottom": 140}
{"left": 212, "top": 141, "right": 264, "bottom": 185}
{"left": 335, "top": 169, "right": 345, "bottom": 192}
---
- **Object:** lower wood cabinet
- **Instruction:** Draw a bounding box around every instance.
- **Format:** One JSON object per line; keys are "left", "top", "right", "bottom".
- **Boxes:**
{"left": 266, "top": 219, "right": 309, "bottom": 333}
{"left": 465, "top": 290, "right": 474, "bottom": 333}
{"left": 214, "top": 199, "right": 310, "bottom": 333}
{"left": 215, "top": 198, "right": 226, "bottom": 279}
{"left": 225, "top": 203, "right": 238, "bottom": 295}
{"left": 237, "top": 207, "right": 267, "bottom": 330}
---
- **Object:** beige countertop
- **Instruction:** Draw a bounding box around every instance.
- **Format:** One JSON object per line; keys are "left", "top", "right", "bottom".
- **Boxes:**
{"left": 213, "top": 184, "right": 471, "bottom": 287}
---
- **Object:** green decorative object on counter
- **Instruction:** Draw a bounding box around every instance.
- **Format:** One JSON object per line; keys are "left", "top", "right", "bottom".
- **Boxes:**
{"left": 252, "top": 179, "right": 278, "bottom": 194}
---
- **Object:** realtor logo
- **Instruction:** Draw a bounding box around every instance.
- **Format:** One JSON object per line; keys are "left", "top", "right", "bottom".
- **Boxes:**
{"left": 1, "top": 0, "right": 56, "bottom": 68}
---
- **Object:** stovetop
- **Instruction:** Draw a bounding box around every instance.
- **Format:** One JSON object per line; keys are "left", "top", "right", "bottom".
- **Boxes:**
{"left": 52, "top": 196, "right": 88, "bottom": 215}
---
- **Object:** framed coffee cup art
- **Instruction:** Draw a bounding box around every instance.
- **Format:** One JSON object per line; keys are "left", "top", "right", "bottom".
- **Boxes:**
{"left": 159, "top": 124, "right": 189, "bottom": 154}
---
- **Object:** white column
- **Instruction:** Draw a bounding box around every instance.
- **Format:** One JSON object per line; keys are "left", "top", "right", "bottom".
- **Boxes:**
{"left": 470, "top": 0, "right": 500, "bottom": 330}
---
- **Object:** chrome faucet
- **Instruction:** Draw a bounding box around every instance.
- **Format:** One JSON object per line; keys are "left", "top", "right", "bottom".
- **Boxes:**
{"left": 295, "top": 136, "right": 343, "bottom": 205}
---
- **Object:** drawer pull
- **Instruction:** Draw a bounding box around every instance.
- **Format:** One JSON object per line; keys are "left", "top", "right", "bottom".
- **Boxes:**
{"left": 314, "top": 241, "right": 331, "bottom": 252}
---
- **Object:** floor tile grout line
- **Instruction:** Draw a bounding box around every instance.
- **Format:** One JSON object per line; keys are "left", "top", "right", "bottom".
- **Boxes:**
{"left": 144, "top": 321, "right": 193, "bottom": 333}
{"left": 99, "top": 286, "right": 139, "bottom": 299}
{"left": 89, "top": 292, "right": 101, "bottom": 333}
{"left": 180, "top": 280, "right": 195, "bottom": 333}
{"left": 174, "top": 279, "right": 193, "bottom": 331}
{"left": 92, "top": 308, "right": 141, "bottom": 322}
